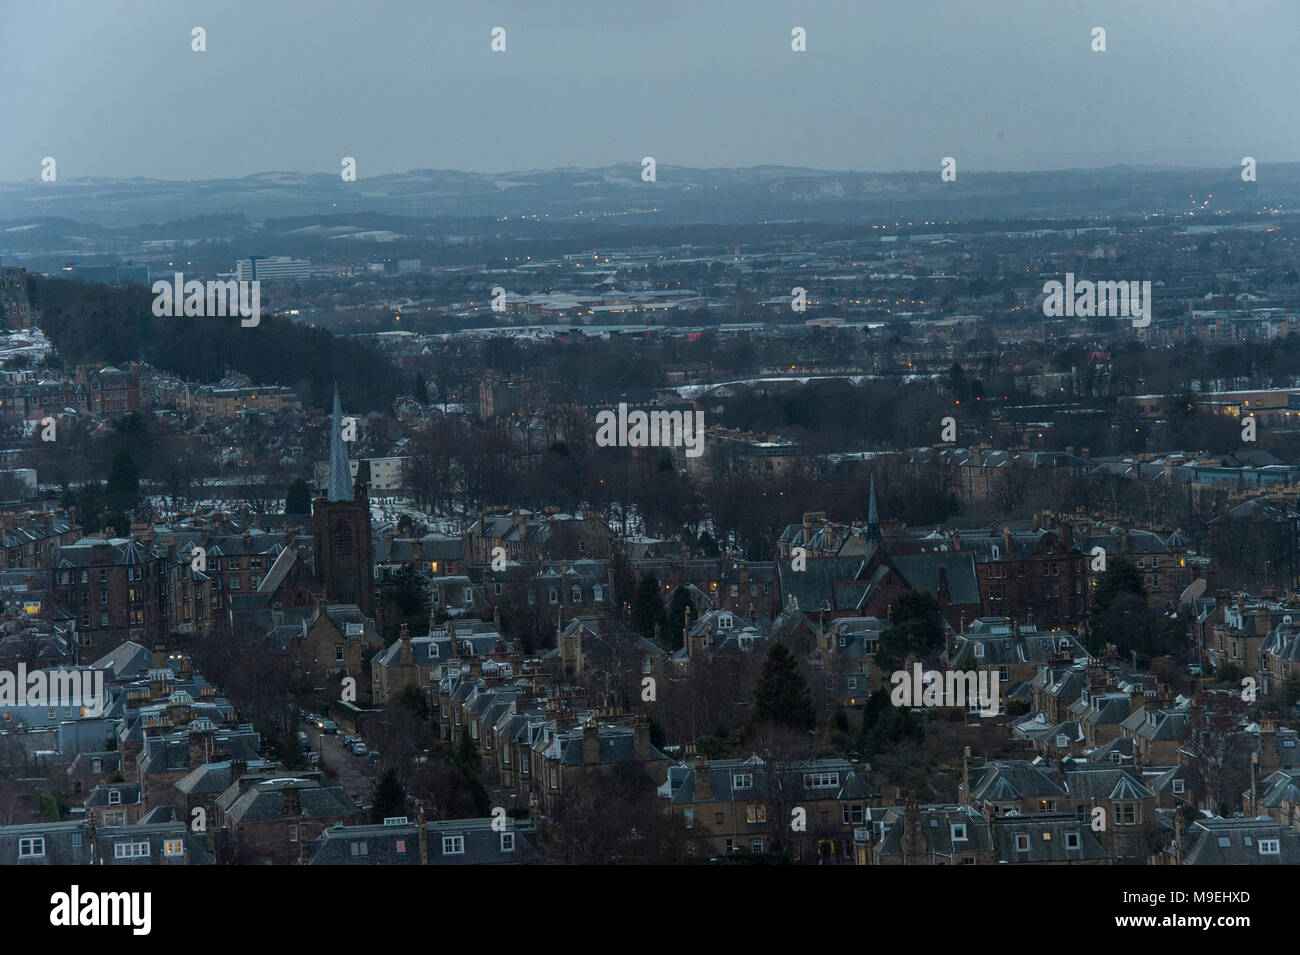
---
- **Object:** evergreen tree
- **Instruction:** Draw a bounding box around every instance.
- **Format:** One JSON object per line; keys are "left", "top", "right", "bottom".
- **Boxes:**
{"left": 751, "top": 643, "right": 816, "bottom": 733}
{"left": 284, "top": 478, "right": 312, "bottom": 515}
{"left": 876, "top": 589, "right": 946, "bottom": 670}
{"left": 38, "top": 793, "right": 60, "bottom": 822}
{"left": 453, "top": 735, "right": 491, "bottom": 815}
{"left": 106, "top": 449, "right": 138, "bottom": 505}
{"left": 1092, "top": 555, "right": 1147, "bottom": 615}
{"left": 1088, "top": 556, "right": 1148, "bottom": 651}
{"left": 369, "top": 769, "right": 406, "bottom": 823}
{"left": 631, "top": 575, "right": 668, "bottom": 640}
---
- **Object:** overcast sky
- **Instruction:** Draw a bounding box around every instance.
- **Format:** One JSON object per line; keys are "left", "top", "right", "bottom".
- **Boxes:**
{"left": 2, "top": 0, "right": 1297, "bottom": 181}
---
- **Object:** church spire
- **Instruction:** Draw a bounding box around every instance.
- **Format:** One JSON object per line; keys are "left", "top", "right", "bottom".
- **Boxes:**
{"left": 867, "top": 476, "right": 881, "bottom": 542}
{"left": 327, "top": 384, "right": 352, "bottom": 502}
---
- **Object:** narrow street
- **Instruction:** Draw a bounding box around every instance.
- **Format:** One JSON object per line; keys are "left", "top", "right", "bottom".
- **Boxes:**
{"left": 308, "top": 725, "right": 374, "bottom": 810}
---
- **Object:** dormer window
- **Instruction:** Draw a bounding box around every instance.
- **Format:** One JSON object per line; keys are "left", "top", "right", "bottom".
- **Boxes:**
{"left": 107, "top": 789, "right": 121, "bottom": 805}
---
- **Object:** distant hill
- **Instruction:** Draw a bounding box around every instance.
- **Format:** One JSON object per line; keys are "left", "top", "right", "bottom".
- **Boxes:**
{"left": 2, "top": 162, "right": 1297, "bottom": 229}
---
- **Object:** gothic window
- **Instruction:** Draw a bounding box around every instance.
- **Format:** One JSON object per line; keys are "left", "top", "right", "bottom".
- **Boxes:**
{"left": 333, "top": 522, "right": 354, "bottom": 555}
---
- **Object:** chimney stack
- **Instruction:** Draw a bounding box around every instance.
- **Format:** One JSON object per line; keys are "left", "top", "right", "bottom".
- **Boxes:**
{"left": 581, "top": 722, "right": 601, "bottom": 765}
{"left": 693, "top": 758, "right": 713, "bottom": 800}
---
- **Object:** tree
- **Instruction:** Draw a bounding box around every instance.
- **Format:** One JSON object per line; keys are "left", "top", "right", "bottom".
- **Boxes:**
{"left": 106, "top": 449, "right": 139, "bottom": 507}
{"left": 38, "top": 793, "right": 60, "bottom": 822}
{"left": 392, "top": 683, "right": 430, "bottom": 722}
{"left": 452, "top": 735, "right": 491, "bottom": 816}
{"left": 1282, "top": 671, "right": 1300, "bottom": 707}
{"left": 0, "top": 470, "right": 29, "bottom": 502}
{"left": 631, "top": 575, "right": 668, "bottom": 641}
{"left": 751, "top": 643, "right": 816, "bottom": 734}
{"left": 379, "top": 566, "right": 429, "bottom": 639}
{"left": 284, "top": 478, "right": 312, "bottom": 515}
{"left": 369, "top": 769, "right": 406, "bottom": 823}
{"left": 1088, "top": 556, "right": 1148, "bottom": 652}
{"left": 1092, "top": 555, "right": 1147, "bottom": 615}
{"left": 876, "top": 590, "right": 946, "bottom": 671}
{"left": 538, "top": 765, "right": 689, "bottom": 864}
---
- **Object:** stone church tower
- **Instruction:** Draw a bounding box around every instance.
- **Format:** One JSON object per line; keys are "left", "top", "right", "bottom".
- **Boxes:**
{"left": 312, "top": 386, "right": 374, "bottom": 615}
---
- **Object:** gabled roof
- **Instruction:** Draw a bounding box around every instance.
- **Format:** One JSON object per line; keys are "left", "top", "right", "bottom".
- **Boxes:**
{"left": 968, "top": 761, "right": 1067, "bottom": 802}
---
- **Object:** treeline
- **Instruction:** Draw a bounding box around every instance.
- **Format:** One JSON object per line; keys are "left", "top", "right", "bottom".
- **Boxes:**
{"left": 28, "top": 276, "right": 403, "bottom": 411}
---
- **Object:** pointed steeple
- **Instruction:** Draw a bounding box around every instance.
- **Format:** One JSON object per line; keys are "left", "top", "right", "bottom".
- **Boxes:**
{"left": 866, "top": 476, "right": 881, "bottom": 542}
{"left": 327, "top": 384, "right": 352, "bottom": 502}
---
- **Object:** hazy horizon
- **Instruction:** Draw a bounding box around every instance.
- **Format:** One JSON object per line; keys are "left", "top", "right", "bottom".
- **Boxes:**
{"left": 4, "top": 0, "right": 1298, "bottom": 182}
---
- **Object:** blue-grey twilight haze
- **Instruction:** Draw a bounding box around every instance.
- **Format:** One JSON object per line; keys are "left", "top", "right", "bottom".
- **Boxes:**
{"left": 2, "top": 0, "right": 1297, "bottom": 181}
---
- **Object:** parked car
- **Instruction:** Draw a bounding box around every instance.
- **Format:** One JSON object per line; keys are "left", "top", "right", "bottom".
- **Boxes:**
{"left": 307, "top": 752, "right": 321, "bottom": 766}
{"left": 353, "top": 743, "right": 367, "bottom": 756}
{"left": 296, "top": 732, "right": 311, "bottom": 751}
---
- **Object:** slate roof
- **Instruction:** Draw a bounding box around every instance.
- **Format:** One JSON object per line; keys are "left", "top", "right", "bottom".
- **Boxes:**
{"left": 967, "top": 761, "right": 1067, "bottom": 802}
{"left": 1061, "top": 765, "right": 1155, "bottom": 801}
{"left": 1087, "top": 737, "right": 1137, "bottom": 764}
{"left": 669, "top": 757, "right": 874, "bottom": 804}
{"left": 1182, "top": 817, "right": 1300, "bottom": 864}
{"left": 223, "top": 777, "right": 355, "bottom": 824}
{"left": 991, "top": 814, "right": 1109, "bottom": 863}
{"left": 1122, "top": 706, "right": 1189, "bottom": 742}
{"left": 950, "top": 627, "right": 1088, "bottom": 669}
{"left": 1251, "top": 769, "right": 1300, "bottom": 810}
{"left": 91, "top": 640, "right": 152, "bottom": 680}
{"left": 777, "top": 555, "right": 866, "bottom": 614}
{"left": 175, "top": 759, "right": 273, "bottom": 796}
{"left": 873, "top": 804, "right": 992, "bottom": 860}
{"left": 95, "top": 822, "right": 215, "bottom": 865}
{"left": 305, "top": 817, "right": 538, "bottom": 865}
{"left": 84, "top": 782, "right": 142, "bottom": 809}
{"left": 0, "top": 819, "right": 93, "bottom": 865}
{"left": 890, "top": 551, "right": 981, "bottom": 605}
